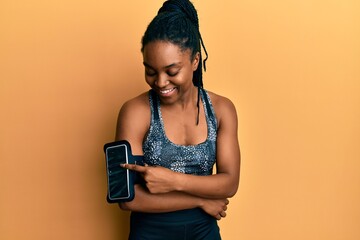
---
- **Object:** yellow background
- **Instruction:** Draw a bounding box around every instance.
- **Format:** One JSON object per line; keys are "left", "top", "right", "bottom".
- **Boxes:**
{"left": 1, "top": 0, "right": 359, "bottom": 239}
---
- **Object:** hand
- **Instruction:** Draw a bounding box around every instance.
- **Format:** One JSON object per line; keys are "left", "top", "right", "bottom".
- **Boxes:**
{"left": 200, "top": 198, "right": 229, "bottom": 220}
{"left": 121, "top": 163, "right": 177, "bottom": 194}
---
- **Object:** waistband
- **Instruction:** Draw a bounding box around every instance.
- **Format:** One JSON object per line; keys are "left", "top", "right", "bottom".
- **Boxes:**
{"left": 130, "top": 208, "right": 211, "bottom": 224}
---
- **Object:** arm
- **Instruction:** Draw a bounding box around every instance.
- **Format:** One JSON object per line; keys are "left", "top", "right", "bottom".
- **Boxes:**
{"left": 119, "top": 184, "right": 229, "bottom": 220}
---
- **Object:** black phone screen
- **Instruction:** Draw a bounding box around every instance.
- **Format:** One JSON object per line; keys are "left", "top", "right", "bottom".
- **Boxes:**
{"left": 105, "top": 144, "right": 130, "bottom": 200}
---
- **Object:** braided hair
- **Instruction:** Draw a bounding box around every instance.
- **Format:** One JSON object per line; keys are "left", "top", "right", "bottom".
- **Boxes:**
{"left": 141, "top": 0, "right": 208, "bottom": 124}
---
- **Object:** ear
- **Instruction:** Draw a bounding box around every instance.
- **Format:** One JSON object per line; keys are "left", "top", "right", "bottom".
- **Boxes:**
{"left": 192, "top": 52, "right": 200, "bottom": 71}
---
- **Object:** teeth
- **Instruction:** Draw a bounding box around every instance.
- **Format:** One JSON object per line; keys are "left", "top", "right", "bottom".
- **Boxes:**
{"left": 160, "top": 88, "right": 175, "bottom": 94}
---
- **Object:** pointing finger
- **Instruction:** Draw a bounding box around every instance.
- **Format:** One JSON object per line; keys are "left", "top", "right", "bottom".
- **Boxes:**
{"left": 120, "top": 163, "right": 147, "bottom": 173}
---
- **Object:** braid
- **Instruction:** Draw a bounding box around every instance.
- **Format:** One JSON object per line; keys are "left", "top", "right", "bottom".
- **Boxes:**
{"left": 159, "top": 0, "right": 198, "bottom": 28}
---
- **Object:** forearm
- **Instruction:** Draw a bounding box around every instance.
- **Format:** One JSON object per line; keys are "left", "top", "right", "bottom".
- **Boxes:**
{"left": 119, "top": 184, "right": 202, "bottom": 213}
{"left": 122, "top": 164, "right": 239, "bottom": 199}
{"left": 174, "top": 172, "right": 239, "bottom": 199}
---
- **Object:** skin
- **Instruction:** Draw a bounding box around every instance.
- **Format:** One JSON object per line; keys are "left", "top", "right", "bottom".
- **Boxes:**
{"left": 115, "top": 40, "right": 240, "bottom": 220}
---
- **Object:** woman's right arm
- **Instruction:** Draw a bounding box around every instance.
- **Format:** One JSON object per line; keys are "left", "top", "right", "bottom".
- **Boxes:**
{"left": 114, "top": 94, "right": 228, "bottom": 219}
{"left": 119, "top": 184, "right": 228, "bottom": 220}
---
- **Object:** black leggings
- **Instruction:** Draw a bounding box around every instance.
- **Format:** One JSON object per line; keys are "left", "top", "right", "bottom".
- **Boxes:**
{"left": 128, "top": 208, "right": 221, "bottom": 240}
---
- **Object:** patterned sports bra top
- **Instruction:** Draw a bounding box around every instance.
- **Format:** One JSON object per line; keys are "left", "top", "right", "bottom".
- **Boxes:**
{"left": 142, "top": 88, "right": 218, "bottom": 176}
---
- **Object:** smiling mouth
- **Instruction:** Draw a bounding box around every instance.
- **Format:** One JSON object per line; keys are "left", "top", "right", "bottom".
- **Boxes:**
{"left": 159, "top": 87, "right": 176, "bottom": 95}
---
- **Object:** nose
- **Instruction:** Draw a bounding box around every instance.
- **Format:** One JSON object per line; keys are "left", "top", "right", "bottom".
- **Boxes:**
{"left": 155, "top": 74, "right": 169, "bottom": 88}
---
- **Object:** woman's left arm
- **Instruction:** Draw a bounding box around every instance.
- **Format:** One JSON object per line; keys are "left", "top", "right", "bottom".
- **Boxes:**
{"left": 122, "top": 95, "right": 241, "bottom": 199}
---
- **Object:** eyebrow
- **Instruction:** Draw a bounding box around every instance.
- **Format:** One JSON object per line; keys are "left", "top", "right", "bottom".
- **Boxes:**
{"left": 143, "top": 62, "right": 181, "bottom": 70}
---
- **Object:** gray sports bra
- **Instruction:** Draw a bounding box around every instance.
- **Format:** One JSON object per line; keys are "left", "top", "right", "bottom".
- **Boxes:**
{"left": 142, "top": 88, "right": 217, "bottom": 176}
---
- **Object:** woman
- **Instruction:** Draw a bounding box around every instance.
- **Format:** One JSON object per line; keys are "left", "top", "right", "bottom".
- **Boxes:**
{"left": 116, "top": 0, "right": 240, "bottom": 239}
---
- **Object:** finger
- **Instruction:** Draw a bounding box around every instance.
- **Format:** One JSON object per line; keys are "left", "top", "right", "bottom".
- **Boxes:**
{"left": 216, "top": 214, "right": 221, "bottom": 220}
{"left": 145, "top": 163, "right": 157, "bottom": 168}
{"left": 219, "top": 211, "right": 227, "bottom": 218}
{"left": 120, "top": 163, "right": 147, "bottom": 173}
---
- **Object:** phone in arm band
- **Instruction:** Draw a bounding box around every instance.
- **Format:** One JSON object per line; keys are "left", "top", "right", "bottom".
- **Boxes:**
{"left": 104, "top": 140, "right": 144, "bottom": 203}
{"left": 105, "top": 143, "right": 131, "bottom": 202}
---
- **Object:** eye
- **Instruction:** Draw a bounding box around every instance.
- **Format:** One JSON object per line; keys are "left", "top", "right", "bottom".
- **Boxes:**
{"left": 145, "top": 69, "right": 156, "bottom": 77}
{"left": 146, "top": 72, "right": 156, "bottom": 77}
{"left": 167, "top": 70, "right": 180, "bottom": 77}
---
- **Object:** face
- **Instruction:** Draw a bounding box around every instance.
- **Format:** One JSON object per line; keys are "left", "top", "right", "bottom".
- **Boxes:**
{"left": 142, "top": 41, "right": 200, "bottom": 104}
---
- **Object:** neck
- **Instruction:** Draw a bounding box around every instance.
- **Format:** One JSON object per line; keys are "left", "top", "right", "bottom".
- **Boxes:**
{"left": 177, "top": 85, "right": 199, "bottom": 110}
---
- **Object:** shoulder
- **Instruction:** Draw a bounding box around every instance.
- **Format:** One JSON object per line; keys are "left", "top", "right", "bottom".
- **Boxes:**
{"left": 120, "top": 92, "right": 150, "bottom": 117}
{"left": 116, "top": 92, "right": 151, "bottom": 142}
{"left": 206, "top": 90, "right": 238, "bottom": 128}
